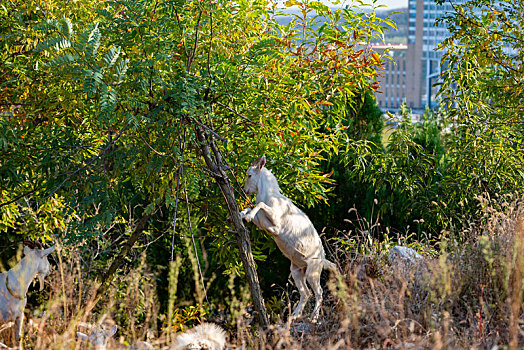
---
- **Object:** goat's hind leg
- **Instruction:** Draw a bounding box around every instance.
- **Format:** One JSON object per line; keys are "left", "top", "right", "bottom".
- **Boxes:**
{"left": 290, "top": 264, "right": 311, "bottom": 320}
{"left": 305, "top": 259, "right": 324, "bottom": 322}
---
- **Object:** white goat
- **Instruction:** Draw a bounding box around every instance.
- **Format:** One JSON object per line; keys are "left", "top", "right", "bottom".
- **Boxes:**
{"left": 241, "top": 156, "right": 337, "bottom": 321}
{"left": 172, "top": 323, "right": 226, "bottom": 350}
{"left": 77, "top": 325, "right": 153, "bottom": 350}
{"left": 77, "top": 325, "right": 118, "bottom": 350}
{"left": 0, "top": 244, "right": 55, "bottom": 341}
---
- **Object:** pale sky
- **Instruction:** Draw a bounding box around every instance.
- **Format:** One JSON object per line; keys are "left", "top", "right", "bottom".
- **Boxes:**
{"left": 330, "top": 0, "right": 407, "bottom": 9}
{"left": 372, "top": 0, "right": 407, "bottom": 9}
{"left": 279, "top": 0, "right": 408, "bottom": 10}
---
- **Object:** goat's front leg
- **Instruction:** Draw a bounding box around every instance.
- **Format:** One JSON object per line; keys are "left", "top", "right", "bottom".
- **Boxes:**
{"left": 15, "top": 300, "right": 27, "bottom": 341}
{"left": 15, "top": 313, "right": 23, "bottom": 341}
{"left": 239, "top": 208, "right": 252, "bottom": 219}
{"left": 242, "top": 202, "right": 280, "bottom": 236}
{"left": 244, "top": 202, "right": 275, "bottom": 224}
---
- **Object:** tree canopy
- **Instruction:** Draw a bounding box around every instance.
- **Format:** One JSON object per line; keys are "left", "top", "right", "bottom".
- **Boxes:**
{"left": 0, "top": 0, "right": 393, "bottom": 326}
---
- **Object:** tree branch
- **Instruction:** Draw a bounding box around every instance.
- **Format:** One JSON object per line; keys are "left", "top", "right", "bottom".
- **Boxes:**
{"left": 195, "top": 125, "right": 269, "bottom": 330}
{"left": 214, "top": 101, "right": 256, "bottom": 124}
{"left": 92, "top": 205, "right": 156, "bottom": 309}
{"left": 171, "top": 132, "right": 186, "bottom": 261}
{"left": 190, "top": 117, "right": 227, "bottom": 143}
{"left": 186, "top": 9, "right": 203, "bottom": 74}
{"left": 0, "top": 188, "right": 38, "bottom": 209}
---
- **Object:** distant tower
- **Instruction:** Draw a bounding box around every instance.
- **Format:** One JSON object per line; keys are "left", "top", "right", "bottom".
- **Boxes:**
{"left": 408, "top": 0, "right": 457, "bottom": 108}
{"left": 375, "top": 0, "right": 462, "bottom": 112}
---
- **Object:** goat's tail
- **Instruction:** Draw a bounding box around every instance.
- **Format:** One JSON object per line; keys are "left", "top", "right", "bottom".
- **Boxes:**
{"left": 323, "top": 259, "right": 340, "bottom": 275}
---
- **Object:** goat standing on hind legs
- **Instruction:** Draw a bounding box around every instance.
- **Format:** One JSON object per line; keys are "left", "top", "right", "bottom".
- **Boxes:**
{"left": 241, "top": 156, "right": 338, "bottom": 322}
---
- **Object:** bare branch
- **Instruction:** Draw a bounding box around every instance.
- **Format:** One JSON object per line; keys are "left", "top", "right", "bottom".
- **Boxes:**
{"left": 215, "top": 101, "right": 256, "bottom": 124}
{"left": 187, "top": 9, "right": 203, "bottom": 74}
{"left": 171, "top": 131, "right": 186, "bottom": 262}
{"left": 138, "top": 131, "right": 170, "bottom": 157}
{"left": 183, "top": 167, "right": 211, "bottom": 311}
{"left": 189, "top": 117, "right": 227, "bottom": 142}
{"left": 0, "top": 188, "right": 38, "bottom": 209}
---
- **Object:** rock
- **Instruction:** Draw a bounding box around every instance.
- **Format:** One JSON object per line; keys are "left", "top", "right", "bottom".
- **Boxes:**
{"left": 388, "top": 246, "right": 423, "bottom": 266}
{"left": 292, "top": 321, "right": 313, "bottom": 333}
{"left": 388, "top": 246, "right": 425, "bottom": 280}
{"left": 393, "top": 342, "right": 416, "bottom": 349}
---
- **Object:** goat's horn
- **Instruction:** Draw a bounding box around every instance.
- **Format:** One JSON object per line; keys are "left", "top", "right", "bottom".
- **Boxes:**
{"left": 23, "top": 240, "right": 39, "bottom": 249}
{"left": 25, "top": 240, "right": 45, "bottom": 249}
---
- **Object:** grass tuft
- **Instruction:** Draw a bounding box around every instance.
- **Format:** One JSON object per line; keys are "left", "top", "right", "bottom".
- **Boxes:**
{"left": 0, "top": 196, "right": 522, "bottom": 349}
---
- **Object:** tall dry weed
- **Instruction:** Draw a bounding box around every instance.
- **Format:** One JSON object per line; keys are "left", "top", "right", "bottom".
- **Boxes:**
{"left": 1, "top": 196, "right": 522, "bottom": 349}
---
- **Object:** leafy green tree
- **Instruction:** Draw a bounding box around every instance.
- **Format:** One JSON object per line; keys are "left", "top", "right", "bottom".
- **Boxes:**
{"left": 0, "top": 0, "right": 393, "bottom": 326}
{"left": 434, "top": 0, "right": 524, "bottom": 232}
{"left": 345, "top": 0, "right": 523, "bottom": 238}
{"left": 307, "top": 89, "right": 384, "bottom": 232}
{"left": 344, "top": 106, "right": 444, "bottom": 238}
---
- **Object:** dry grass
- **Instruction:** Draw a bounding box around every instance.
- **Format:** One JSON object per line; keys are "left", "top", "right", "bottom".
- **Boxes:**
{"left": 1, "top": 197, "right": 522, "bottom": 349}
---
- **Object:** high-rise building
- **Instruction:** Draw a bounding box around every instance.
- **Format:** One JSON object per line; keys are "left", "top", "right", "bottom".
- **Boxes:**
{"left": 375, "top": 0, "right": 460, "bottom": 112}
{"left": 373, "top": 44, "right": 409, "bottom": 110}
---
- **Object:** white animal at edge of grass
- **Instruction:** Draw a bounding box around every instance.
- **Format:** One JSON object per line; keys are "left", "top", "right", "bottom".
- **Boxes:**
{"left": 241, "top": 156, "right": 338, "bottom": 321}
{"left": 77, "top": 325, "right": 118, "bottom": 350}
{"left": 0, "top": 244, "right": 55, "bottom": 341}
{"left": 172, "top": 323, "right": 226, "bottom": 350}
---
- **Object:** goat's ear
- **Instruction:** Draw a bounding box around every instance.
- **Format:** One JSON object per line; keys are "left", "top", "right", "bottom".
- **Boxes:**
{"left": 259, "top": 156, "right": 266, "bottom": 169}
{"left": 77, "top": 332, "right": 89, "bottom": 341}
{"left": 42, "top": 245, "right": 56, "bottom": 257}
{"left": 23, "top": 246, "right": 32, "bottom": 256}
{"left": 108, "top": 325, "right": 118, "bottom": 337}
{"left": 251, "top": 156, "right": 266, "bottom": 169}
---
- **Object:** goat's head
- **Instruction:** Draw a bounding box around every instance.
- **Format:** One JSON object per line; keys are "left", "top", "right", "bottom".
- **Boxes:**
{"left": 77, "top": 325, "right": 117, "bottom": 350}
{"left": 23, "top": 245, "right": 55, "bottom": 291}
{"left": 244, "top": 156, "right": 266, "bottom": 195}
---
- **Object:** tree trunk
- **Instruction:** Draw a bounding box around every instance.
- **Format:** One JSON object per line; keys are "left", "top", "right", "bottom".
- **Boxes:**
{"left": 195, "top": 126, "right": 270, "bottom": 330}
{"left": 94, "top": 210, "right": 153, "bottom": 305}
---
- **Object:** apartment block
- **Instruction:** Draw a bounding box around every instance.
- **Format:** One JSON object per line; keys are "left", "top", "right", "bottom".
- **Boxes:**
{"left": 375, "top": 0, "right": 459, "bottom": 112}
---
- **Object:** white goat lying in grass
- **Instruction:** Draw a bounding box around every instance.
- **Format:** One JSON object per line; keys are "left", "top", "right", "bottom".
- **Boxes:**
{"left": 0, "top": 244, "right": 55, "bottom": 341}
{"left": 77, "top": 324, "right": 153, "bottom": 349}
{"left": 241, "top": 156, "right": 338, "bottom": 321}
{"left": 77, "top": 324, "right": 118, "bottom": 350}
{"left": 173, "top": 323, "right": 226, "bottom": 350}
